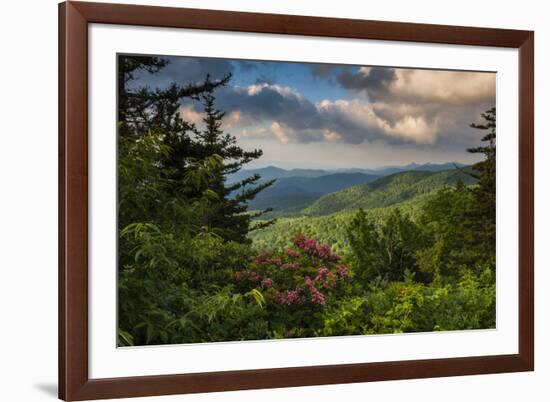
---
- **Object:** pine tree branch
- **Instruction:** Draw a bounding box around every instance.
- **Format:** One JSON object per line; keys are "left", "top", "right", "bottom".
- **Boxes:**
{"left": 234, "top": 179, "right": 276, "bottom": 203}
{"left": 225, "top": 173, "right": 262, "bottom": 192}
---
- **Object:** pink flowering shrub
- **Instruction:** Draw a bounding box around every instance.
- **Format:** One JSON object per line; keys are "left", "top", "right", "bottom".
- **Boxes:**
{"left": 234, "top": 234, "right": 350, "bottom": 310}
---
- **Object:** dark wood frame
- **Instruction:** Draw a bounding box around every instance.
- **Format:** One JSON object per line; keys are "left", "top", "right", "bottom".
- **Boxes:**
{"left": 59, "top": 1, "right": 534, "bottom": 400}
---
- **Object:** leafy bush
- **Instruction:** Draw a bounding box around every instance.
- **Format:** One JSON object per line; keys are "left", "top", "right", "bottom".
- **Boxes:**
{"left": 233, "top": 234, "right": 350, "bottom": 338}
{"left": 320, "top": 268, "right": 495, "bottom": 336}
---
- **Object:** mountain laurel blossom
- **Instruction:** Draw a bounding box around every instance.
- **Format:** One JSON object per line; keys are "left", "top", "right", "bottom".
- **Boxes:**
{"left": 281, "top": 262, "right": 301, "bottom": 270}
{"left": 235, "top": 235, "right": 348, "bottom": 309}
{"left": 292, "top": 234, "right": 342, "bottom": 262}
{"left": 337, "top": 264, "right": 350, "bottom": 278}
{"left": 261, "top": 278, "right": 274, "bottom": 288}
{"left": 278, "top": 290, "right": 303, "bottom": 306}
{"left": 285, "top": 249, "right": 301, "bottom": 258}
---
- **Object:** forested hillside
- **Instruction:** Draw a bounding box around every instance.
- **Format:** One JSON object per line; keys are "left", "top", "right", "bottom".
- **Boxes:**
{"left": 303, "top": 169, "right": 475, "bottom": 216}
{"left": 249, "top": 193, "right": 433, "bottom": 253}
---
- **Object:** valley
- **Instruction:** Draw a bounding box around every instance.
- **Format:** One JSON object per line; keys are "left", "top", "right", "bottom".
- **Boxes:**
{"left": 247, "top": 164, "right": 475, "bottom": 252}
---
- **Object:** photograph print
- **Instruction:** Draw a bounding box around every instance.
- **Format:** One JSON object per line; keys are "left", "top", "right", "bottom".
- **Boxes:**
{"left": 117, "top": 54, "right": 496, "bottom": 347}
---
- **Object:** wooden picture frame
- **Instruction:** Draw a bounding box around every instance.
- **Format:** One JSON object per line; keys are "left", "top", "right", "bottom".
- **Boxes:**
{"left": 59, "top": 1, "right": 534, "bottom": 400}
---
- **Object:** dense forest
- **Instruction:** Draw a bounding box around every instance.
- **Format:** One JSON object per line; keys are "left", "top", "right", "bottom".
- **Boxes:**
{"left": 117, "top": 55, "right": 496, "bottom": 346}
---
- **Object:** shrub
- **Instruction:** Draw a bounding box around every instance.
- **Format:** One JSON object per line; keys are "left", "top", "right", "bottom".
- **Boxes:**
{"left": 234, "top": 234, "right": 350, "bottom": 338}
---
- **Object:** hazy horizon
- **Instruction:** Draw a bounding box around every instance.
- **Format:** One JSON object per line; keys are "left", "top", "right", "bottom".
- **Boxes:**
{"left": 238, "top": 160, "right": 469, "bottom": 171}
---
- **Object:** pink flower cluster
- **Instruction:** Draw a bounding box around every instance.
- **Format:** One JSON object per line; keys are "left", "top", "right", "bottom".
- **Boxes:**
{"left": 304, "top": 276, "right": 326, "bottom": 305}
{"left": 280, "top": 262, "right": 301, "bottom": 271}
{"left": 255, "top": 251, "right": 282, "bottom": 266}
{"left": 255, "top": 251, "right": 270, "bottom": 265}
{"left": 285, "top": 249, "right": 301, "bottom": 258}
{"left": 235, "top": 235, "right": 350, "bottom": 310}
{"left": 314, "top": 266, "right": 336, "bottom": 288}
{"left": 337, "top": 264, "right": 350, "bottom": 278}
{"left": 278, "top": 289, "right": 303, "bottom": 306}
{"left": 317, "top": 266, "right": 330, "bottom": 277}
{"left": 261, "top": 278, "right": 273, "bottom": 289}
{"left": 292, "top": 234, "right": 341, "bottom": 262}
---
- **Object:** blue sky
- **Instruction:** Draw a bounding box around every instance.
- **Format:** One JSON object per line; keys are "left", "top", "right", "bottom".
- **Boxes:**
{"left": 128, "top": 55, "right": 496, "bottom": 169}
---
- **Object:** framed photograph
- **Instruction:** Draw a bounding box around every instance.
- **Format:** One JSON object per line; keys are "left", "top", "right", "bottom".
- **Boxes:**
{"left": 59, "top": 1, "right": 534, "bottom": 400}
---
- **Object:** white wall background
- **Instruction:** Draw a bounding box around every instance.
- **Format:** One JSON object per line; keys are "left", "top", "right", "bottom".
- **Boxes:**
{"left": 0, "top": 0, "right": 546, "bottom": 401}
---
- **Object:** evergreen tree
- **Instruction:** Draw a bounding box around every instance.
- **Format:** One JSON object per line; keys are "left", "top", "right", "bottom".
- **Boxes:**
{"left": 416, "top": 108, "right": 497, "bottom": 281}
{"left": 347, "top": 208, "right": 424, "bottom": 283}
{"left": 117, "top": 55, "right": 232, "bottom": 188}
{"left": 193, "top": 83, "right": 276, "bottom": 242}
{"left": 117, "top": 55, "right": 230, "bottom": 228}
{"left": 118, "top": 55, "right": 229, "bottom": 137}
{"left": 417, "top": 185, "right": 487, "bottom": 280}
{"left": 118, "top": 57, "right": 275, "bottom": 243}
{"left": 467, "top": 107, "right": 496, "bottom": 246}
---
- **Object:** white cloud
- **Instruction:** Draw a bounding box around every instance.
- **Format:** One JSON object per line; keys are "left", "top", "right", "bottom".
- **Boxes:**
{"left": 388, "top": 69, "right": 496, "bottom": 105}
{"left": 269, "top": 121, "right": 294, "bottom": 143}
{"left": 177, "top": 105, "right": 202, "bottom": 125}
{"left": 247, "top": 83, "right": 303, "bottom": 99}
{"left": 359, "top": 66, "right": 372, "bottom": 75}
{"left": 383, "top": 115, "right": 439, "bottom": 144}
{"left": 323, "top": 129, "right": 342, "bottom": 142}
{"left": 224, "top": 110, "right": 242, "bottom": 128}
{"left": 316, "top": 99, "right": 439, "bottom": 145}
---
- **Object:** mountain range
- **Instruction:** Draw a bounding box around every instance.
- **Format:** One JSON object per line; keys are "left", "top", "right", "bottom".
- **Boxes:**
{"left": 232, "top": 162, "right": 470, "bottom": 216}
{"left": 228, "top": 162, "right": 466, "bottom": 184}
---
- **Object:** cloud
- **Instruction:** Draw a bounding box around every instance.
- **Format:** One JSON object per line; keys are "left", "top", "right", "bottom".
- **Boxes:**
{"left": 177, "top": 105, "right": 203, "bottom": 125}
{"left": 338, "top": 66, "right": 495, "bottom": 105}
{"left": 309, "top": 64, "right": 339, "bottom": 79}
{"left": 316, "top": 99, "right": 439, "bottom": 145}
{"left": 179, "top": 67, "right": 495, "bottom": 148}
{"left": 323, "top": 129, "right": 342, "bottom": 142}
{"left": 270, "top": 122, "right": 293, "bottom": 143}
{"left": 338, "top": 66, "right": 397, "bottom": 96}
{"left": 213, "top": 82, "right": 320, "bottom": 133}
{"left": 184, "top": 82, "right": 443, "bottom": 145}
{"left": 333, "top": 66, "right": 495, "bottom": 147}
{"left": 125, "top": 54, "right": 495, "bottom": 152}
{"left": 224, "top": 110, "right": 243, "bottom": 129}
{"left": 384, "top": 115, "right": 439, "bottom": 144}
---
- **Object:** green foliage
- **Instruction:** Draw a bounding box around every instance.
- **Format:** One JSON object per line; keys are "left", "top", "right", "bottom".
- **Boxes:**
{"left": 320, "top": 268, "right": 495, "bottom": 336}
{"left": 118, "top": 221, "right": 261, "bottom": 345}
{"left": 249, "top": 192, "right": 432, "bottom": 254}
{"left": 347, "top": 208, "right": 426, "bottom": 283}
{"left": 417, "top": 184, "right": 495, "bottom": 281}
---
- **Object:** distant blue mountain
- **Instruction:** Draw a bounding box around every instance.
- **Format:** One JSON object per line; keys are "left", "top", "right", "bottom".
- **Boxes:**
{"left": 227, "top": 166, "right": 327, "bottom": 184}
{"left": 333, "top": 162, "right": 467, "bottom": 176}
{"left": 230, "top": 163, "right": 468, "bottom": 216}
{"left": 247, "top": 172, "right": 380, "bottom": 216}
{"left": 229, "top": 162, "right": 467, "bottom": 184}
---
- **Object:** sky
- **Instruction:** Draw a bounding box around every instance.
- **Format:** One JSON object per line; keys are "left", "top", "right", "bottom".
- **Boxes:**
{"left": 129, "top": 54, "right": 496, "bottom": 169}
